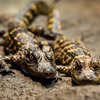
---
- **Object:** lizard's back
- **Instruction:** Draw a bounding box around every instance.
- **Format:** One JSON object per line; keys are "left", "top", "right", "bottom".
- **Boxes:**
{"left": 5, "top": 28, "right": 35, "bottom": 54}
{"left": 53, "top": 37, "right": 91, "bottom": 65}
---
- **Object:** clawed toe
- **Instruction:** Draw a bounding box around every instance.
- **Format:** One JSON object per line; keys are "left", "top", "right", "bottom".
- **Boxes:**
{"left": 0, "top": 61, "right": 13, "bottom": 75}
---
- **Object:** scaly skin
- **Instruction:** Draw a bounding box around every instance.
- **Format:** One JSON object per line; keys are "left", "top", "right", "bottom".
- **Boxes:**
{"left": 0, "top": 1, "right": 57, "bottom": 79}
{"left": 53, "top": 37, "right": 100, "bottom": 84}
{"left": 47, "top": 2, "right": 62, "bottom": 37}
{"left": 30, "top": 1, "right": 100, "bottom": 84}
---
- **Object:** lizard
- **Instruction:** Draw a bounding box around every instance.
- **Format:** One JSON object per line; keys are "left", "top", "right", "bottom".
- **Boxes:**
{"left": 53, "top": 37, "right": 100, "bottom": 84}
{"left": 47, "top": 2, "right": 100, "bottom": 84}
{"left": 29, "top": 1, "right": 100, "bottom": 84}
{"left": 0, "top": 0, "right": 57, "bottom": 79}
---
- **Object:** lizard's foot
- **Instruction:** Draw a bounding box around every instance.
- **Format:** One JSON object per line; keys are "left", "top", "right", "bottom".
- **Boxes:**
{"left": 0, "top": 59, "right": 13, "bottom": 75}
{"left": 54, "top": 71, "right": 62, "bottom": 82}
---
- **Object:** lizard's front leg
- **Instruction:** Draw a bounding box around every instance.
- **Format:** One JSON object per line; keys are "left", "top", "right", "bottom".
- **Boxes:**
{"left": 0, "top": 56, "right": 12, "bottom": 73}
{"left": 0, "top": 49, "right": 25, "bottom": 73}
{"left": 56, "top": 65, "right": 73, "bottom": 76}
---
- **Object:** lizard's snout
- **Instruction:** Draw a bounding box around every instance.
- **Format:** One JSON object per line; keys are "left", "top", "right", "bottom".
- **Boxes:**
{"left": 43, "top": 66, "right": 57, "bottom": 78}
{"left": 79, "top": 69, "right": 97, "bottom": 82}
{"left": 38, "top": 62, "right": 56, "bottom": 79}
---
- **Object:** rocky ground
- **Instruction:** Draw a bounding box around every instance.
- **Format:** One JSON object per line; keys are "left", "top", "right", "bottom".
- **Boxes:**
{"left": 0, "top": 0, "right": 100, "bottom": 100}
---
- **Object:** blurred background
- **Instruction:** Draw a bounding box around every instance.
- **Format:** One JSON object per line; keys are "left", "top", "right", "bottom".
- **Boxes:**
{"left": 0, "top": 0, "right": 24, "bottom": 14}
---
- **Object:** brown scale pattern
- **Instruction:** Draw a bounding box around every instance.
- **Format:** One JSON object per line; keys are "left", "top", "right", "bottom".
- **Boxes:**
{"left": 54, "top": 37, "right": 91, "bottom": 65}
{"left": 47, "top": 5, "right": 62, "bottom": 36}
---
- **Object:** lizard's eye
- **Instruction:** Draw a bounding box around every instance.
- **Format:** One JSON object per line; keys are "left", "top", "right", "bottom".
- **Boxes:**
{"left": 92, "top": 64, "right": 100, "bottom": 71}
{"left": 75, "top": 60, "right": 83, "bottom": 70}
{"left": 91, "top": 58, "right": 98, "bottom": 66}
{"left": 91, "top": 58, "right": 100, "bottom": 71}
{"left": 92, "top": 66, "right": 100, "bottom": 75}
{"left": 30, "top": 51, "right": 41, "bottom": 62}
{"left": 75, "top": 62, "right": 82, "bottom": 70}
{"left": 90, "top": 58, "right": 100, "bottom": 69}
{"left": 93, "top": 66, "right": 100, "bottom": 71}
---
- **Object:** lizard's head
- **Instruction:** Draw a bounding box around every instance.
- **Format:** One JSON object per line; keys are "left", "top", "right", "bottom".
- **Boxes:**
{"left": 71, "top": 57, "right": 100, "bottom": 84}
{"left": 25, "top": 41, "right": 57, "bottom": 79}
{"left": 37, "top": 44, "right": 57, "bottom": 79}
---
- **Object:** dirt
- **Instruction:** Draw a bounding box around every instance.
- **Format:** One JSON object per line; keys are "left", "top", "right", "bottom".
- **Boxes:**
{"left": 0, "top": 0, "right": 100, "bottom": 100}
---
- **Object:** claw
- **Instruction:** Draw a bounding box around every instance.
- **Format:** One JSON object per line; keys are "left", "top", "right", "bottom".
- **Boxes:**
{"left": 0, "top": 65, "right": 14, "bottom": 76}
{"left": 0, "top": 59, "right": 13, "bottom": 75}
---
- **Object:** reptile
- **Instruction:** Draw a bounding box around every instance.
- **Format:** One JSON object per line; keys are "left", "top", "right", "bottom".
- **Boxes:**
{"left": 53, "top": 37, "right": 100, "bottom": 84}
{"left": 0, "top": 1, "right": 57, "bottom": 79}
{"left": 29, "top": 1, "right": 100, "bottom": 84}
{"left": 49, "top": 5, "right": 100, "bottom": 84}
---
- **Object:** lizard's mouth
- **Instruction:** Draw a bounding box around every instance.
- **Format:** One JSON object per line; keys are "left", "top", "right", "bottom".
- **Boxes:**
{"left": 72, "top": 77, "right": 97, "bottom": 85}
{"left": 78, "top": 80, "right": 96, "bottom": 84}
{"left": 41, "top": 71, "right": 57, "bottom": 79}
{"left": 73, "top": 77, "right": 100, "bottom": 85}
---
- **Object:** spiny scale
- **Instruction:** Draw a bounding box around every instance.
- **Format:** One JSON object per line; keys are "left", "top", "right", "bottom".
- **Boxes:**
{"left": 54, "top": 37, "right": 91, "bottom": 65}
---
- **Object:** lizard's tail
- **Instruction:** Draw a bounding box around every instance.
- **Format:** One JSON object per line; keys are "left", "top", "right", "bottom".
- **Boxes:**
{"left": 8, "top": 1, "right": 49, "bottom": 30}
{"left": 47, "top": 0, "right": 62, "bottom": 38}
